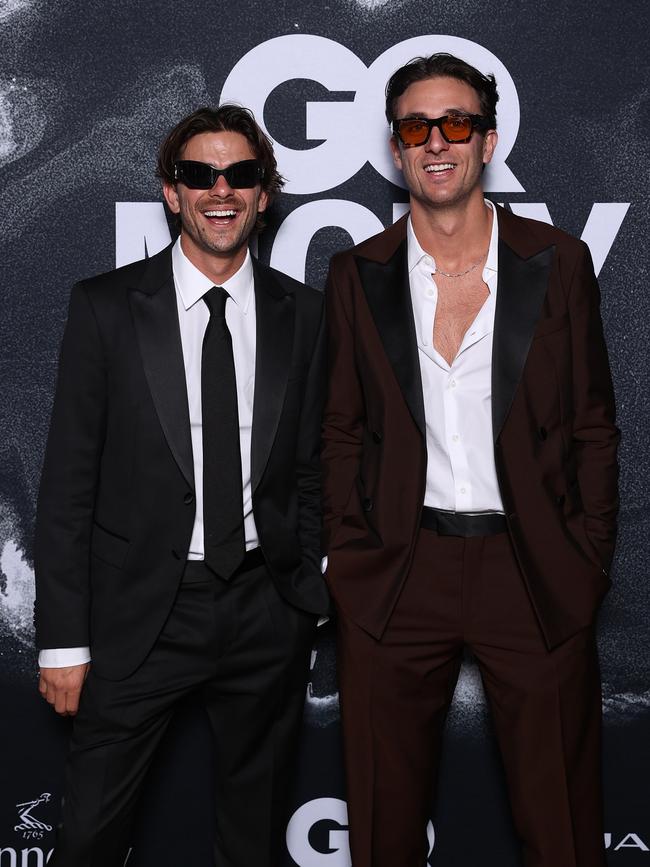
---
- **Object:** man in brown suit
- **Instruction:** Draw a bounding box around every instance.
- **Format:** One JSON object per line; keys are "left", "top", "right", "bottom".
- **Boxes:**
{"left": 322, "top": 53, "right": 618, "bottom": 867}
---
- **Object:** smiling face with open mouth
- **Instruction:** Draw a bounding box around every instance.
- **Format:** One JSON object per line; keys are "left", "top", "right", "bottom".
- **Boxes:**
{"left": 390, "top": 76, "right": 497, "bottom": 218}
{"left": 163, "top": 130, "right": 268, "bottom": 280}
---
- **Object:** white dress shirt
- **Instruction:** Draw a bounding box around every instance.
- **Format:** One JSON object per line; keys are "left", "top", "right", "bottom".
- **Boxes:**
{"left": 39, "top": 239, "right": 259, "bottom": 667}
{"left": 173, "top": 240, "right": 259, "bottom": 557}
{"left": 408, "top": 199, "right": 504, "bottom": 513}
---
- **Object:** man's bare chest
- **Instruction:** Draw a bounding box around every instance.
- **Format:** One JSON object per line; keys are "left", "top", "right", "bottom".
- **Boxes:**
{"left": 432, "top": 276, "right": 489, "bottom": 365}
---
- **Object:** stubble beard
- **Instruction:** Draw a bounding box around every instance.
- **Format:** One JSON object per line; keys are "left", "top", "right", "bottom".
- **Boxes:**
{"left": 183, "top": 204, "right": 255, "bottom": 261}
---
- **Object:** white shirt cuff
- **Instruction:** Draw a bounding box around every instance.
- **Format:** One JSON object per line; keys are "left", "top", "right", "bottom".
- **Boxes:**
{"left": 318, "top": 556, "right": 329, "bottom": 626}
{"left": 38, "top": 647, "right": 91, "bottom": 668}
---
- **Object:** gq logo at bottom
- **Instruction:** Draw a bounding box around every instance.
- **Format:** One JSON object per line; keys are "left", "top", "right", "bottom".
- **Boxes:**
{"left": 286, "top": 798, "right": 435, "bottom": 866}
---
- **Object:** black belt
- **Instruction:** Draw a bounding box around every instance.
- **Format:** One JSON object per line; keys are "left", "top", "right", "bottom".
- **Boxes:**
{"left": 420, "top": 507, "right": 507, "bottom": 537}
{"left": 182, "top": 546, "right": 265, "bottom": 584}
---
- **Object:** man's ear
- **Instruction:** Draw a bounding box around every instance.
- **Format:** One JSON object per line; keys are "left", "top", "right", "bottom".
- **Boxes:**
{"left": 482, "top": 129, "right": 498, "bottom": 166}
{"left": 162, "top": 181, "right": 180, "bottom": 215}
{"left": 257, "top": 189, "right": 269, "bottom": 215}
{"left": 389, "top": 134, "right": 403, "bottom": 172}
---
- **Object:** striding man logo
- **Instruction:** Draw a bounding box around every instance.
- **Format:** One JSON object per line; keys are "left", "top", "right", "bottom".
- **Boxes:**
{"left": 14, "top": 793, "right": 53, "bottom": 833}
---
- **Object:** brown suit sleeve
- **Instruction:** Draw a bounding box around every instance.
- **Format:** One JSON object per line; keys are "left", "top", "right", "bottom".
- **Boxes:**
{"left": 568, "top": 241, "right": 619, "bottom": 572}
{"left": 321, "top": 255, "right": 366, "bottom": 550}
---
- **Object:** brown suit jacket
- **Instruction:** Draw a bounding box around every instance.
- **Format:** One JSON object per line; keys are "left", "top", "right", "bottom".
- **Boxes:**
{"left": 322, "top": 205, "right": 619, "bottom": 650}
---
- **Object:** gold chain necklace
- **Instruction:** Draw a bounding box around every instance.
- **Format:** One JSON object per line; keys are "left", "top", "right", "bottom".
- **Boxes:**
{"left": 435, "top": 249, "right": 489, "bottom": 279}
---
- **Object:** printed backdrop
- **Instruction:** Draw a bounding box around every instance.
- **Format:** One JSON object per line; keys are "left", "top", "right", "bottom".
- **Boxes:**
{"left": 1, "top": 0, "right": 649, "bottom": 863}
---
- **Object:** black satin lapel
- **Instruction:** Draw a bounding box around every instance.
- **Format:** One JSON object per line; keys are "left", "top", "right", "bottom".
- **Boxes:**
{"left": 251, "top": 268, "right": 294, "bottom": 493}
{"left": 130, "top": 278, "right": 194, "bottom": 489}
{"left": 492, "top": 242, "right": 555, "bottom": 440}
{"left": 357, "top": 243, "right": 425, "bottom": 435}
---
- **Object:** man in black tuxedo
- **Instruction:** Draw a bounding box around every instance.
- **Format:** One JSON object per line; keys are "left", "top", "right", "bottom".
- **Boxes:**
{"left": 35, "top": 104, "right": 329, "bottom": 867}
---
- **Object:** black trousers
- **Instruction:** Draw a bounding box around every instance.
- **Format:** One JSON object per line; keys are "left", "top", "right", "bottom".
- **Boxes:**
{"left": 49, "top": 562, "right": 316, "bottom": 867}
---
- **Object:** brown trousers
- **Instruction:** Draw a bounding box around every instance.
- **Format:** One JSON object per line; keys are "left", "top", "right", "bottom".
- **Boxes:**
{"left": 337, "top": 528, "right": 605, "bottom": 867}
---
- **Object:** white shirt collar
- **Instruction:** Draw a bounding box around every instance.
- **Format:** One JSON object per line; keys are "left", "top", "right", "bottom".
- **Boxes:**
{"left": 407, "top": 199, "right": 499, "bottom": 282}
{"left": 171, "top": 237, "right": 254, "bottom": 313}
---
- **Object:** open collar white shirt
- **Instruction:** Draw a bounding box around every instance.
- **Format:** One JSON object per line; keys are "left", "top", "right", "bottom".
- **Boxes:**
{"left": 407, "top": 199, "right": 504, "bottom": 513}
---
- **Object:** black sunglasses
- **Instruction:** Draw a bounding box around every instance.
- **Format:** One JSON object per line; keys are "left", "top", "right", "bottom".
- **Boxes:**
{"left": 173, "top": 159, "right": 264, "bottom": 189}
{"left": 392, "top": 113, "right": 491, "bottom": 147}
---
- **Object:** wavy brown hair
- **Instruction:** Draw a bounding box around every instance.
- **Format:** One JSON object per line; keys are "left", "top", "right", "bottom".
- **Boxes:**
{"left": 157, "top": 104, "right": 284, "bottom": 231}
{"left": 385, "top": 53, "right": 499, "bottom": 129}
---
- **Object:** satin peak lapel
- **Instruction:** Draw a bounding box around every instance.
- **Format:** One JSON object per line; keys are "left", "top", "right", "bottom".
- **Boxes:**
{"left": 492, "top": 241, "right": 555, "bottom": 440}
{"left": 130, "top": 253, "right": 194, "bottom": 489}
{"left": 251, "top": 261, "right": 294, "bottom": 493}
{"left": 356, "top": 242, "right": 425, "bottom": 436}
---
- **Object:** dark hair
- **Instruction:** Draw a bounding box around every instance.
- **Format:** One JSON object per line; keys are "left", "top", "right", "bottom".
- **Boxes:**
{"left": 385, "top": 53, "right": 499, "bottom": 129}
{"left": 156, "top": 104, "right": 284, "bottom": 230}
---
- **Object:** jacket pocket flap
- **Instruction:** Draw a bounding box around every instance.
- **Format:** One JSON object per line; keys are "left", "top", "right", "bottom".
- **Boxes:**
{"left": 90, "top": 523, "right": 129, "bottom": 569}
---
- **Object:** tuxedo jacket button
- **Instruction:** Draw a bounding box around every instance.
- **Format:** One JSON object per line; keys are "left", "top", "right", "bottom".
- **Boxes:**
{"left": 362, "top": 496, "right": 373, "bottom": 512}
{"left": 372, "top": 430, "right": 383, "bottom": 443}
{"left": 183, "top": 492, "right": 194, "bottom": 505}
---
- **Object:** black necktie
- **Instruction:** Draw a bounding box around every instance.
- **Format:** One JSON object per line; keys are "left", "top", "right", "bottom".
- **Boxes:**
{"left": 201, "top": 286, "right": 245, "bottom": 578}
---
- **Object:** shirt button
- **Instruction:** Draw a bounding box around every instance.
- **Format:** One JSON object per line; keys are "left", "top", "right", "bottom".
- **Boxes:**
{"left": 460, "top": 487, "right": 466, "bottom": 494}
{"left": 426, "top": 287, "right": 434, "bottom": 297}
{"left": 450, "top": 379, "right": 457, "bottom": 388}
{"left": 452, "top": 434, "right": 459, "bottom": 442}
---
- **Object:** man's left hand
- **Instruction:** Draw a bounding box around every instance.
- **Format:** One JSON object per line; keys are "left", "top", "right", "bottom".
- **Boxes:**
{"left": 38, "top": 663, "right": 90, "bottom": 716}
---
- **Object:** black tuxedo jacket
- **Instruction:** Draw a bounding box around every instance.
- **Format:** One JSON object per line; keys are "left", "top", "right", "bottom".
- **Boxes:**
{"left": 322, "top": 206, "right": 619, "bottom": 649}
{"left": 35, "top": 245, "right": 329, "bottom": 680}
